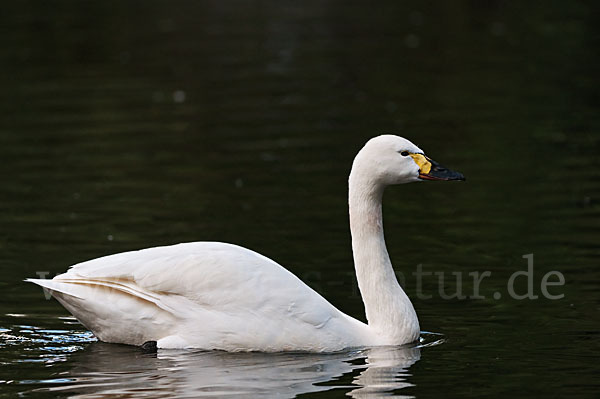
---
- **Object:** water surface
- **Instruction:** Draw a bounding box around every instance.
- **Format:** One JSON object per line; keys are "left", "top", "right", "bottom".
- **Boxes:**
{"left": 0, "top": 1, "right": 598, "bottom": 397}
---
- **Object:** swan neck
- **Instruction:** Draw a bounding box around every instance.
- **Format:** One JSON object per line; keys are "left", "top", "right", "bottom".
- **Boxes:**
{"left": 348, "top": 170, "right": 419, "bottom": 344}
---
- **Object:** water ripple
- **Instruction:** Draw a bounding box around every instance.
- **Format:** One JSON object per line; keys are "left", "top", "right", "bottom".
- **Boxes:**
{"left": 1, "top": 315, "right": 442, "bottom": 398}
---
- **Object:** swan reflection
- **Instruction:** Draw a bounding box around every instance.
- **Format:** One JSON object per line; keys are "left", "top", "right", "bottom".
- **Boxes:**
{"left": 43, "top": 342, "right": 424, "bottom": 398}
{"left": 348, "top": 346, "right": 420, "bottom": 398}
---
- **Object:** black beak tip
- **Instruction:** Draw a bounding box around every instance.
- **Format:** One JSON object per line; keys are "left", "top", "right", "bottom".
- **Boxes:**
{"left": 423, "top": 167, "right": 465, "bottom": 181}
{"left": 455, "top": 172, "right": 466, "bottom": 181}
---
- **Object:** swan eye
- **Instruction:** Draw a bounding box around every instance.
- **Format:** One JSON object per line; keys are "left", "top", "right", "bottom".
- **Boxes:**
{"left": 400, "top": 151, "right": 410, "bottom": 157}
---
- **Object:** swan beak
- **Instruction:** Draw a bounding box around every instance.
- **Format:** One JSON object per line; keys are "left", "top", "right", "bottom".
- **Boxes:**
{"left": 411, "top": 154, "right": 465, "bottom": 181}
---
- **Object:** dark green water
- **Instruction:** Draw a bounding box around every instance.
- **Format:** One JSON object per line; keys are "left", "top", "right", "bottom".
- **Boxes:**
{"left": 1, "top": 1, "right": 598, "bottom": 397}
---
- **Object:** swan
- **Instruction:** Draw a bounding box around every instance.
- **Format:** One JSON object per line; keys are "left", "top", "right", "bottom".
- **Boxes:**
{"left": 27, "top": 135, "right": 464, "bottom": 352}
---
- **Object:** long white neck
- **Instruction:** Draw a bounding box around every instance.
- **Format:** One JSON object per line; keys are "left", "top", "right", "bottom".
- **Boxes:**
{"left": 348, "top": 165, "right": 420, "bottom": 344}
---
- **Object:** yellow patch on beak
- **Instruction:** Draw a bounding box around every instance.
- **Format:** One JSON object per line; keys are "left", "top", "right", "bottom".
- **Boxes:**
{"left": 409, "top": 153, "right": 432, "bottom": 174}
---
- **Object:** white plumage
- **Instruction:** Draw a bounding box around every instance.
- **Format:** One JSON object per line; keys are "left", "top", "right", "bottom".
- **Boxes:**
{"left": 30, "top": 242, "right": 371, "bottom": 351}
{"left": 28, "top": 135, "right": 464, "bottom": 351}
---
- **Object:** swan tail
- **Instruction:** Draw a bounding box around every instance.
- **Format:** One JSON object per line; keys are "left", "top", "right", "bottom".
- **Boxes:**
{"left": 25, "top": 278, "right": 85, "bottom": 299}
{"left": 27, "top": 276, "right": 181, "bottom": 315}
{"left": 26, "top": 277, "right": 180, "bottom": 346}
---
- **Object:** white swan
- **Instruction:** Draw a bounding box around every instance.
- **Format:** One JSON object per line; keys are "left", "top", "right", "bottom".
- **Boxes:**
{"left": 27, "top": 135, "right": 464, "bottom": 352}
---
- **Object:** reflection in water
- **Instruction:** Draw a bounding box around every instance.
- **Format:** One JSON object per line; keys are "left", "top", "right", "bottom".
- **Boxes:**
{"left": 37, "top": 340, "right": 425, "bottom": 398}
{"left": 349, "top": 346, "right": 419, "bottom": 398}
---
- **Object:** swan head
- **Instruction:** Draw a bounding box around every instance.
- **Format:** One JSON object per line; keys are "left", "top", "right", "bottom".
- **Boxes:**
{"left": 352, "top": 135, "right": 465, "bottom": 186}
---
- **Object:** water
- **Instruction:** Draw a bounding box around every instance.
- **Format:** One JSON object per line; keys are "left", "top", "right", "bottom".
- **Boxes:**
{"left": 1, "top": 1, "right": 598, "bottom": 397}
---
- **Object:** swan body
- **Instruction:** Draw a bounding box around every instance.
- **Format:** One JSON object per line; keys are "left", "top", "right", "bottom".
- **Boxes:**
{"left": 28, "top": 135, "right": 464, "bottom": 351}
{"left": 31, "top": 242, "right": 373, "bottom": 351}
